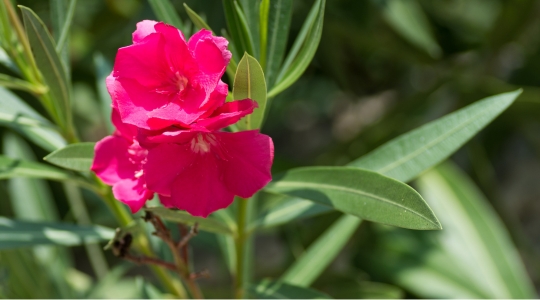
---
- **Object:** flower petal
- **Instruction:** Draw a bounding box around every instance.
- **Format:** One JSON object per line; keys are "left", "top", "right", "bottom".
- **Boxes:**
{"left": 195, "top": 99, "right": 257, "bottom": 131}
{"left": 113, "top": 33, "right": 169, "bottom": 88}
{"left": 91, "top": 136, "right": 137, "bottom": 185}
{"left": 199, "top": 80, "right": 228, "bottom": 118}
{"left": 170, "top": 153, "right": 235, "bottom": 217}
{"left": 113, "top": 178, "right": 153, "bottom": 213}
{"left": 107, "top": 76, "right": 171, "bottom": 129}
{"left": 215, "top": 130, "right": 274, "bottom": 197}
{"left": 144, "top": 142, "right": 196, "bottom": 196}
{"left": 132, "top": 20, "right": 158, "bottom": 43}
{"left": 111, "top": 108, "right": 138, "bottom": 140}
{"left": 146, "top": 85, "right": 207, "bottom": 129}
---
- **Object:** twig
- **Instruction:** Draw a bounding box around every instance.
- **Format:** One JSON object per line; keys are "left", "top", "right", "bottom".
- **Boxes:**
{"left": 123, "top": 253, "right": 177, "bottom": 271}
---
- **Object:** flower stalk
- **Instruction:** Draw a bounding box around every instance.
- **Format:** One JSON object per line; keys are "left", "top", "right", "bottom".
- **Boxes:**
{"left": 235, "top": 197, "right": 249, "bottom": 299}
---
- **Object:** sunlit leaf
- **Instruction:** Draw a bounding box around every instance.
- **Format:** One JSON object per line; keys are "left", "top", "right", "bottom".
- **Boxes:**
{"left": 146, "top": 207, "right": 235, "bottom": 235}
{"left": 415, "top": 162, "right": 536, "bottom": 298}
{"left": 0, "top": 155, "right": 70, "bottom": 181}
{"left": 280, "top": 214, "right": 361, "bottom": 287}
{"left": 350, "top": 90, "right": 522, "bottom": 183}
{"left": 0, "top": 217, "right": 114, "bottom": 249}
{"left": 44, "top": 142, "right": 95, "bottom": 172}
{"left": 20, "top": 6, "right": 71, "bottom": 129}
{"left": 265, "top": 166, "right": 441, "bottom": 230}
{"left": 249, "top": 279, "right": 331, "bottom": 299}
{"left": 0, "top": 87, "right": 66, "bottom": 151}
{"left": 233, "top": 53, "right": 267, "bottom": 130}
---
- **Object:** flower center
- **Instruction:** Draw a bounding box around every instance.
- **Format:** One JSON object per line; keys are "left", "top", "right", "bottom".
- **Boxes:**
{"left": 190, "top": 133, "right": 217, "bottom": 154}
{"left": 174, "top": 72, "right": 188, "bottom": 92}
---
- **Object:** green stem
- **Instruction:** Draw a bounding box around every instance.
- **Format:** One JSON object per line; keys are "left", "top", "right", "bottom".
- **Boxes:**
{"left": 55, "top": 0, "right": 77, "bottom": 53}
{"left": 98, "top": 179, "right": 188, "bottom": 298}
{"left": 235, "top": 198, "right": 248, "bottom": 299}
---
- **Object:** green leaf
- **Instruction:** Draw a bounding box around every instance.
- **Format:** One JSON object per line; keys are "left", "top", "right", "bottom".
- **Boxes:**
{"left": 258, "top": 0, "right": 269, "bottom": 68}
{"left": 281, "top": 214, "right": 361, "bottom": 287}
{"left": 415, "top": 162, "right": 536, "bottom": 298}
{"left": 148, "top": 0, "right": 184, "bottom": 30}
{"left": 349, "top": 90, "right": 522, "bottom": 183}
{"left": 20, "top": 6, "right": 71, "bottom": 129}
{"left": 249, "top": 279, "right": 331, "bottom": 299}
{"left": 264, "top": 0, "right": 292, "bottom": 88}
{"left": 269, "top": 0, "right": 325, "bottom": 97}
{"left": 183, "top": 3, "right": 212, "bottom": 32}
{"left": 265, "top": 166, "right": 441, "bottom": 230}
{"left": 250, "top": 192, "right": 333, "bottom": 230}
{"left": 0, "top": 217, "right": 114, "bottom": 249}
{"left": 223, "top": 0, "right": 254, "bottom": 56}
{"left": 0, "top": 87, "right": 66, "bottom": 151}
{"left": 0, "top": 155, "right": 70, "bottom": 181}
{"left": 0, "top": 73, "right": 45, "bottom": 94}
{"left": 233, "top": 53, "right": 267, "bottom": 130}
{"left": 145, "top": 207, "right": 235, "bottom": 235}
{"left": 44, "top": 142, "right": 95, "bottom": 172}
{"left": 239, "top": 0, "right": 260, "bottom": 57}
{"left": 382, "top": 0, "right": 441, "bottom": 58}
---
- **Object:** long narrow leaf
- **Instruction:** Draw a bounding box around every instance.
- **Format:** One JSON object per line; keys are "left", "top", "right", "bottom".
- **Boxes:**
{"left": 415, "top": 162, "right": 536, "bottom": 298}
{"left": 0, "top": 217, "right": 114, "bottom": 249}
{"left": 223, "top": 0, "right": 254, "bottom": 56}
{"left": 265, "top": 166, "right": 441, "bottom": 230}
{"left": 280, "top": 214, "right": 361, "bottom": 287}
{"left": 44, "top": 142, "right": 95, "bottom": 172}
{"left": 0, "top": 155, "right": 70, "bottom": 181}
{"left": 239, "top": 0, "right": 260, "bottom": 57}
{"left": 20, "top": 6, "right": 71, "bottom": 129}
{"left": 349, "top": 90, "right": 522, "bottom": 182}
{"left": 264, "top": 0, "right": 292, "bottom": 88}
{"left": 0, "top": 87, "right": 65, "bottom": 151}
{"left": 382, "top": 0, "right": 441, "bottom": 58}
{"left": 269, "top": 0, "right": 325, "bottom": 97}
{"left": 148, "top": 0, "right": 184, "bottom": 30}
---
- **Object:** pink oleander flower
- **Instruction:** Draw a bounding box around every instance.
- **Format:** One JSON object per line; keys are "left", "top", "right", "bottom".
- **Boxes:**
{"left": 108, "top": 20, "right": 233, "bottom": 130}
{"left": 91, "top": 110, "right": 154, "bottom": 212}
{"left": 93, "top": 20, "right": 274, "bottom": 217}
{"left": 142, "top": 129, "right": 274, "bottom": 217}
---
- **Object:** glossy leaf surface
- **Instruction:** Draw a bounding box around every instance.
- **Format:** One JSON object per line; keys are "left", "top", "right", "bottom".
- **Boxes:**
{"left": 266, "top": 166, "right": 441, "bottom": 230}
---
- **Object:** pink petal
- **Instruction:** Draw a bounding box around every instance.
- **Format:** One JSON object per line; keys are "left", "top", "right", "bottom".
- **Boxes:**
{"left": 170, "top": 153, "right": 235, "bottom": 217}
{"left": 195, "top": 99, "right": 257, "bottom": 131}
{"left": 91, "top": 136, "right": 137, "bottom": 185}
{"left": 132, "top": 20, "right": 158, "bottom": 43}
{"left": 146, "top": 85, "right": 207, "bottom": 129}
{"left": 198, "top": 80, "right": 228, "bottom": 118}
{"left": 112, "top": 178, "right": 153, "bottom": 213}
{"left": 111, "top": 108, "right": 138, "bottom": 141}
{"left": 158, "top": 194, "right": 175, "bottom": 208}
{"left": 188, "top": 29, "right": 231, "bottom": 94}
{"left": 214, "top": 130, "right": 274, "bottom": 197}
{"left": 107, "top": 76, "right": 171, "bottom": 129}
{"left": 144, "top": 143, "right": 197, "bottom": 196}
{"left": 154, "top": 23, "right": 199, "bottom": 79}
{"left": 113, "top": 33, "right": 170, "bottom": 88}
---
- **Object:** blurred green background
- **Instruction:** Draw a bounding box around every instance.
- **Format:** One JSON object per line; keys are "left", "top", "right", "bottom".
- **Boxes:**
{"left": 1, "top": 0, "right": 539, "bottom": 298}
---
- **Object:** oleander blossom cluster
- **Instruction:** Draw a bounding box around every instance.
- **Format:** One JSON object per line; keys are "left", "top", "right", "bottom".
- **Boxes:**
{"left": 91, "top": 20, "right": 274, "bottom": 217}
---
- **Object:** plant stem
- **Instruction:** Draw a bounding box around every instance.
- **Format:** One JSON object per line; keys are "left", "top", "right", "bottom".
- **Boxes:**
{"left": 99, "top": 181, "right": 187, "bottom": 298}
{"left": 235, "top": 198, "right": 248, "bottom": 299}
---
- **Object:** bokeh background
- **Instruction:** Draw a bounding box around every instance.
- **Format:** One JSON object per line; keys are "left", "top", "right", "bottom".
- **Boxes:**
{"left": 1, "top": 0, "right": 540, "bottom": 298}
